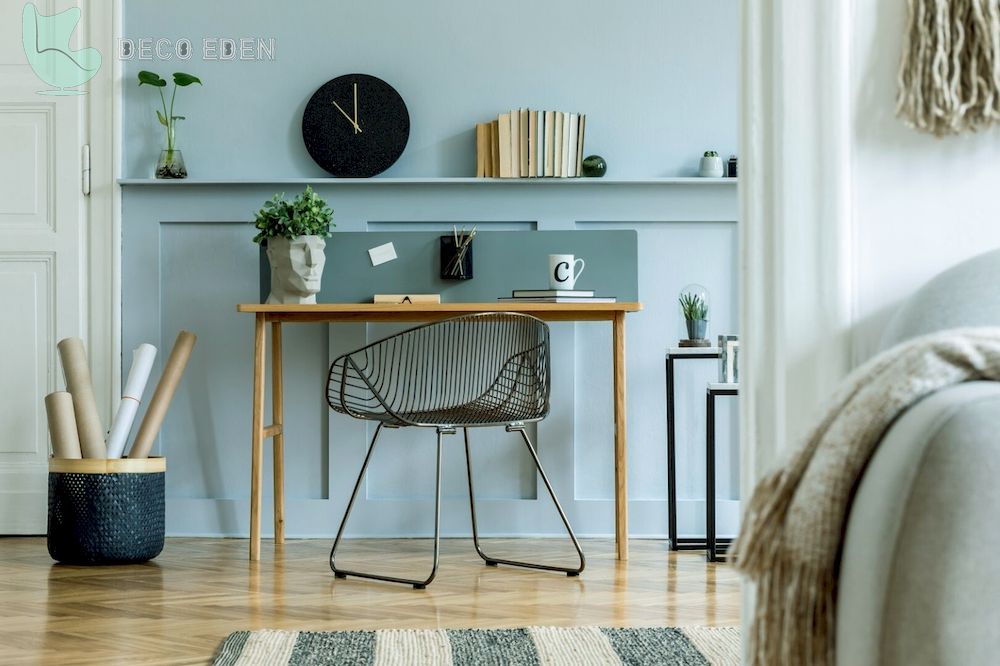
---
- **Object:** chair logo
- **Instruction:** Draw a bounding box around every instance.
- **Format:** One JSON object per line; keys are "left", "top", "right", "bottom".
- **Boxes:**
{"left": 22, "top": 2, "right": 102, "bottom": 95}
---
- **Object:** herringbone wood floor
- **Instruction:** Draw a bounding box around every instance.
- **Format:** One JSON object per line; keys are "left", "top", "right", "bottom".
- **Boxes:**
{"left": 1, "top": 537, "right": 740, "bottom": 665}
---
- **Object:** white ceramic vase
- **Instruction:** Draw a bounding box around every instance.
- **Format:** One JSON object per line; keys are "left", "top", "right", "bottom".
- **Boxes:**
{"left": 265, "top": 235, "right": 326, "bottom": 304}
{"left": 699, "top": 155, "right": 724, "bottom": 178}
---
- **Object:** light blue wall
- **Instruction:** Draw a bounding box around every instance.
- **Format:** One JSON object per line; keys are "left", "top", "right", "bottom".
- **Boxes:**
{"left": 122, "top": 0, "right": 738, "bottom": 179}
{"left": 119, "top": 0, "right": 741, "bottom": 540}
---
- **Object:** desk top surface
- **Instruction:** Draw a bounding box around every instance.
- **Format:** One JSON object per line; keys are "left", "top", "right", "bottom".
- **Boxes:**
{"left": 238, "top": 302, "right": 642, "bottom": 314}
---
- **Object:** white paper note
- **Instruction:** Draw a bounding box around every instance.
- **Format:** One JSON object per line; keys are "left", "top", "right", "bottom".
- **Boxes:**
{"left": 368, "top": 242, "right": 397, "bottom": 266}
{"left": 106, "top": 343, "right": 157, "bottom": 458}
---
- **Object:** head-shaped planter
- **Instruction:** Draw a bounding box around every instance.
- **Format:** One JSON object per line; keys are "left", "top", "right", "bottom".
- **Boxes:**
{"left": 265, "top": 235, "right": 326, "bottom": 304}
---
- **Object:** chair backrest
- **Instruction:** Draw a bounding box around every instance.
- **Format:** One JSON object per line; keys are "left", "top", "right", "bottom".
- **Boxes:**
{"left": 880, "top": 247, "right": 1000, "bottom": 351}
{"left": 328, "top": 312, "right": 550, "bottom": 426}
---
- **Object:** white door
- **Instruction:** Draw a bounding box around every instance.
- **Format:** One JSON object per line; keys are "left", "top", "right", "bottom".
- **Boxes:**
{"left": 0, "top": 1, "right": 98, "bottom": 533}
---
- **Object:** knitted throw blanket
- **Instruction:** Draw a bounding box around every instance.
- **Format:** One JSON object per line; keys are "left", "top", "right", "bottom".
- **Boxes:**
{"left": 733, "top": 328, "right": 1000, "bottom": 666}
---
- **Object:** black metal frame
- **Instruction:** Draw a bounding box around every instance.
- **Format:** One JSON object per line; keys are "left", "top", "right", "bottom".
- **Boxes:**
{"left": 666, "top": 350, "right": 727, "bottom": 551}
{"left": 327, "top": 313, "right": 584, "bottom": 588}
{"left": 706, "top": 385, "right": 738, "bottom": 563}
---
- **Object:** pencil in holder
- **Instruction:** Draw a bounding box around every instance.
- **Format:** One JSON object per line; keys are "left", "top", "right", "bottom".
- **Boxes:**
{"left": 440, "top": 235, "right": 474, "bottom": 280}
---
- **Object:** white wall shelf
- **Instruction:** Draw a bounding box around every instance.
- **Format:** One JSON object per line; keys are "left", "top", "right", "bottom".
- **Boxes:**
{"left": 118, "top": 177, "right": 738, "bottom": 186}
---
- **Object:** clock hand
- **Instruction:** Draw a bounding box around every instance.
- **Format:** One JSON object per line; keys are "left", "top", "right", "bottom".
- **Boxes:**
{"left": 353, "top": 82, "right": 359, "bottom": 134}
{"left": 331, "top": 99, "right": 363, "bottom": 133}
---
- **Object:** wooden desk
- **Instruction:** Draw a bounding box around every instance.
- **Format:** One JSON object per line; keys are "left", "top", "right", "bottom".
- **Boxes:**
{"left": 237, "top": 302, "right": 643, "bottom": 562}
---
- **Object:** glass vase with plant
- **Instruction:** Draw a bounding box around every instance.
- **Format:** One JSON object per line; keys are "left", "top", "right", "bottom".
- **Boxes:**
{"left": 138, "top": 70, "right": 202, "bottom": 179}
{"left": 679, "top": 288, "right": 710, "bottom": 341}
{"left": 252, "top": 187, "right": 335, "bottom": 304}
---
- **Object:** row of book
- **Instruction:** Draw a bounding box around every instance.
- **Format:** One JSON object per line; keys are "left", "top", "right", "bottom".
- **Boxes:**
{"left": 475, "top": 109, "right": 587, "bottom": 178}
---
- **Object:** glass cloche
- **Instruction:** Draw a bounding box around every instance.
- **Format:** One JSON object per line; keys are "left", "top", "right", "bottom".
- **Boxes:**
{"left": 678, "top": 283, "right": 710, "bottom": 346}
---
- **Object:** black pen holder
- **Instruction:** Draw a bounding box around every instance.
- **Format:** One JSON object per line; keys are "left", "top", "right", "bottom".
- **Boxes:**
{"left": 440, "top": 235, "right": 474, "bottom": 280}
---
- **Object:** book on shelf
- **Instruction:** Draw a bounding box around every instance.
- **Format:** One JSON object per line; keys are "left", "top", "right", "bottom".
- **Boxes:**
{"left": 490, "top": 120, "right": 500, "bottom": 176}
{"left": 475, "top": 123, "right": 488, "bottom": 178}
{"left": 535, "top": 111, "right": 544, "bottom": 177}
{"left": 561, "top": 112, "right": 572, "bottom": 178}
{"left": 498, "top": 296, "right": 617, "bottom": 303}
{"left": 475, "top": 109, "right": 587, "bottom": 178}
{"left": 511, "top": 289, "right": 595, "bottom": 298}
{"left": 544, "top": 110, "right": 555, "bottom": 177}
{"left": 498, "top": 112, "right": 512, "bottom": 178}
{"left": 528, "top": 110, "right": 539, "bottom": 177}
{"left": 519, "top": 108, "right": 529, "bottom": 177}
{"left": 567, "top": 113, "right": 579, "bottom": 178}
{"left": 554, "top": 112, "right": 564, "bottom": 176}
{"left": 576, "top": 114, "right": 586, "bottom": 175}
{"left": 509, "top": 110, "right": 520, "bottom": 179}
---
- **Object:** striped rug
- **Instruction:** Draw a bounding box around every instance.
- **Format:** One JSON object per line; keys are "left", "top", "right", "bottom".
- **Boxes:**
{"left": 212, "top": 626, "right": 740, "bottom": 665}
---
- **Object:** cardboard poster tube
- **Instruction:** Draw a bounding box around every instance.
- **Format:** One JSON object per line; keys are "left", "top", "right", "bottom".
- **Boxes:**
{"left": 106, "top": 343, "right": 157, "bottom": 459}
{"left": 45, "top": 392, "right": 82, "bottom": 459}
{"left": 128, "top": 331, "right": 196, "bottom": 459}
{"left": 57, "top": 338, "right": 106, "bottom": 459}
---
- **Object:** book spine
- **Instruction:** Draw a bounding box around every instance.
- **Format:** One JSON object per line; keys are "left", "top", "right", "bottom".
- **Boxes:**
{"left": 561, "top": 112, "right": 571, "bottom": 178}
{"left": 544, "top": 110, "right": 555, "bottom": 177}
{"left": 528, "top": 110, "right": 538, "bottom": 177}
{"left": 519, "top": 108, "right": 529, "bottom": 177}
{"left": 509, "top": 110, "right": 520, "bottom": 179}
{"left": 475, "top": 123, "right": 487, "bottom": 178}
{"left": 490, "top": 120, "right": 500, "bottom": 177}
{"left": 554, "top": 112, "right": 564, "bottom": 177}
{"left": 576, "top": 114, "right": 586, "bottom": 176}
{"left": 498, "top": 113, "right": 512, "bottom": 178}
{"left": 567, "top": 113, "right": 579, "bottom": 178}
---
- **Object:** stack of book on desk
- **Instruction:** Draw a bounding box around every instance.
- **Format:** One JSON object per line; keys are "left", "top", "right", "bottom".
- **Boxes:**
{"left": 498, "top": 289, "right": 617, "bottom": 303}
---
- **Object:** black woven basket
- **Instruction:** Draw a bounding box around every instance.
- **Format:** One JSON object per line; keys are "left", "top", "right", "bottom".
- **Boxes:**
{"left": 47, "top": 457, "right": 165, "bottom": 565}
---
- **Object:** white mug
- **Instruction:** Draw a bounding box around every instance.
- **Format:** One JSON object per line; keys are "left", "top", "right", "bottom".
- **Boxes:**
{"left": 549, "top": 254, "right": 586, "bottom": 290}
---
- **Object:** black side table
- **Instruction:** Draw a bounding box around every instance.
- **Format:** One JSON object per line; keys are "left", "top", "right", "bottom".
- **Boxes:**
{"left": 706, "top": 382, "right": 738, "bottom": 562}
{"left": 665, "top": 347, "right": 720, "bottom": 551}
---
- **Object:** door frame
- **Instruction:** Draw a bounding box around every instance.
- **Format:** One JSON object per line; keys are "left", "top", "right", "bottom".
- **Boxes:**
{"left": 86, "top": 0, "right": 123, "bottom": 415}
{"left": 738, "top": 0, "right": 856, "bottom": 655}
{"left": 738, "top": 0, "right": 855, "bottom": 491}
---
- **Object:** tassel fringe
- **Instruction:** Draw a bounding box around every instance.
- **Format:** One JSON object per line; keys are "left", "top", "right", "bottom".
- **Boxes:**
{"left": 897, "top": 0, "right": 1000, "bottom": 135}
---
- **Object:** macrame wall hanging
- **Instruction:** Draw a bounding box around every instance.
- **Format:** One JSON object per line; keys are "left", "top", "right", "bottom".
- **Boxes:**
{"left": 896, "top": 0, "right": 1000, "bottom": 136}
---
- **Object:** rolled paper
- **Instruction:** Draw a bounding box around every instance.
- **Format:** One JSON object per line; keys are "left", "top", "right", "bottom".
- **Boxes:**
{"left": 128, "top": 331, "right": 196, "bottom": 459}
{"left": 106, "top": 343, "right": 157, "bottom": 459}
{"left": 57, "top": 337, "right": 106, "bottom": 459}
{"left": 44, "top": 392, "right": 82, "bottom": 459}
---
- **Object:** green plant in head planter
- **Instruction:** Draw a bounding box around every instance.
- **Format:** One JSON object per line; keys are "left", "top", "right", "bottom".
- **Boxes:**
{"left": 703, "top": 150, "right": 719, "bottom": 158}
{"left": 252, "top": 187, "right": 335, "bottom": 305}
{"left": 138, "top": 70, "right": 202, "bottom": 179}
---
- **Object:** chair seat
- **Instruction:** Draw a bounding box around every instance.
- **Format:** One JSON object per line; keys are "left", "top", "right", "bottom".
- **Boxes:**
{"left": 354, "top": 395, "right": 541, "bottom": 428}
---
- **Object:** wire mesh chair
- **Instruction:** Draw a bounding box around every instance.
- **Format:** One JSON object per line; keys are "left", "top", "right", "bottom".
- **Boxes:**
{"left": 326, "top": 312, "right": 585, "bottom": 588}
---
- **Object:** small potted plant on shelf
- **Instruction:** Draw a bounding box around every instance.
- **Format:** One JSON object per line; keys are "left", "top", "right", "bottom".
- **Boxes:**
{"left": 699, "top": 150, "right": 724, "bottom": 178}
{"left": 252, "top": 186, "right": 334, "bottom": 304}
{"left": 138, "top": 70, "right": 202, "bottom": 179}
{"left": 679, "top": 285, "right": 710, "bottom": 347}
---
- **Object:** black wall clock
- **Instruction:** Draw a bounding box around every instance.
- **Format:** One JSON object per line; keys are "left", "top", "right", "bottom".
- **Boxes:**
{"left": 301, "top": 74, "right": 410, "bottom": 178}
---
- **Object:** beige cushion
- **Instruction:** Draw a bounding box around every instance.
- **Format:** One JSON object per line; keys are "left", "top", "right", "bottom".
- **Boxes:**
{"left": 837, "top": 381, "right": 1000, "bottom": 666}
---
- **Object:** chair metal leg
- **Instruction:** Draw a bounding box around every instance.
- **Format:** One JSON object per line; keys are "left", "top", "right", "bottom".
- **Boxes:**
{"left": 330, "top": 424, "right": 445, "bottom": 589}
{"left": 464, "top": 426, "right": 585, "bottom": 576}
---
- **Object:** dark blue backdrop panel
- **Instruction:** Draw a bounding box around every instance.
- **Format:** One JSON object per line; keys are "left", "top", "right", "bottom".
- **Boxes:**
{"left": 260, "top": 230, "right": 639, "bottom": 303}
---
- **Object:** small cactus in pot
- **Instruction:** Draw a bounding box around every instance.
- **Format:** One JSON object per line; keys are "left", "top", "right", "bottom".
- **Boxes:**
{"left": 699, "top": 150, "right": 724, "bottom": 178}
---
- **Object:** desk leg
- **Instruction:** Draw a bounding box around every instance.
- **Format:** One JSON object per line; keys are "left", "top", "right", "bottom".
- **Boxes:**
{"left": 706, "top": 391, "right": 717, "bottom": 563}
{"left": 666, "top": 356, "right": 678, "bottom": 551}
{"left": 613, "top": 312, "right": 629, "bottom": 561}
{"left": 272, "top": 322, "right": 285, "bottom": 545}
{"left": 250, "top": 314, "right": 266, "bottom": 561}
